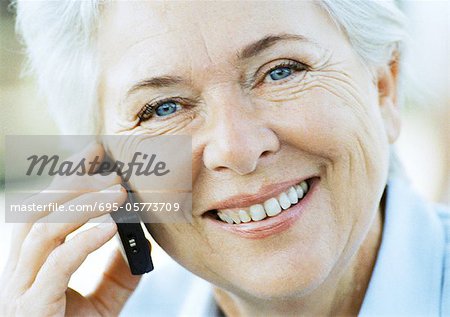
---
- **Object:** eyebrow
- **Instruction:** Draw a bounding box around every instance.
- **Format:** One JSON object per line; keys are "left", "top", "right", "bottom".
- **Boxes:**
{"left": 238, "top": 33, "right": 308, "bottom": 60}
{"left": 126, "top": 75, "right": 185, "bottom": 96}
{"left": 126, "top": 33, "right": 309, "bottom": 96}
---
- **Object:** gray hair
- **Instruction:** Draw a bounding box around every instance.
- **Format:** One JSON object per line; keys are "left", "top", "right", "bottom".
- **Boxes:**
{"left": 14, "top": 1, "right": 407, "bottom": 137}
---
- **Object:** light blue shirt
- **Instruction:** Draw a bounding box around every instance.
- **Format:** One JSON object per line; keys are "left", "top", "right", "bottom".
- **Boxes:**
{"left": 359, "top": 177, "right": 449, "bottom": 316}
{"left": 121, "top": 177, "right": 450, "bottom": 316}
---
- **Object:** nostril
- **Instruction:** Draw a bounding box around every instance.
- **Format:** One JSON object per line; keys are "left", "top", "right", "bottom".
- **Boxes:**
{"left": 260, "top": 150, "right": 272, "bottom": 158}
{"left": 213, "top": 166, "right": 229, "bottom": 173}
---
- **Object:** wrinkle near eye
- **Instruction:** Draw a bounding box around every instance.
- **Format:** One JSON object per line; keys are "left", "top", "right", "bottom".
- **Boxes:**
{"left": 309, "top": 69, "right": 370, "bottom": 113}
{"left": 138, "top": 111, "right": 200, "bottom": 136}
{"left": 255, "top": 61, "right": 371, "bottom": 112}
{"left": 254, "top": 71, "right": 309, "bottom": 102}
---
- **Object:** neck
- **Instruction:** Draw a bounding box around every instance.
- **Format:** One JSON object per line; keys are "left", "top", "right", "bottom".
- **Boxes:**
{"left": 214, "top": 207, "right": 383, "bottom": 317}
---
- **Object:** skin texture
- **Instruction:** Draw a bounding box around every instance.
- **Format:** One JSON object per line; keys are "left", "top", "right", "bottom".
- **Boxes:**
{"left": 97, "top": 1, "right": 401, "bottom": 316}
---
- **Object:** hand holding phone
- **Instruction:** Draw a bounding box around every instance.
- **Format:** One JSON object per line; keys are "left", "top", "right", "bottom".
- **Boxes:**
{"left": 0, "top": 143, "right": 143, "bottom": 316}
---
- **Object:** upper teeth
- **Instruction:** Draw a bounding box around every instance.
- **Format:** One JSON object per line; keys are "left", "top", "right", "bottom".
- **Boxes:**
{"left": 216, "top": 180, "right": 309, "bottom": 224}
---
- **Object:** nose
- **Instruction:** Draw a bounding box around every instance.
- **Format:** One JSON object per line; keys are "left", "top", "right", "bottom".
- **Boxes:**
{"left": 201, "top": 85, "right": 280, "bottom": 175}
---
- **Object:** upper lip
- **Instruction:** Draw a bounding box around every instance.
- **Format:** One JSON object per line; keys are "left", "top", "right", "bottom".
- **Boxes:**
{"left": 204, "top": 176, "right": 314, "bottom": 213}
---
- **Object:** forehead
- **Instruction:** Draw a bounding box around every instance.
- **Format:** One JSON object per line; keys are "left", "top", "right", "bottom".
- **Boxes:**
{"left": 100, "top": 1, "right": 342, "bottom": 59}
{"left": 97, "top": 1, "right": 346, "bottom": 92}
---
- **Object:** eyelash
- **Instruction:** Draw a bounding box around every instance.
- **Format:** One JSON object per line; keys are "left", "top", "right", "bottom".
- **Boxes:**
{"left": 137, "top": 97, "right": 186, "bottom": 122}
{"left": 137, "top": 60, "right": 308, "bottom": 123}
{"left": 259, "top": 60, "right": 308, "bottom": 85}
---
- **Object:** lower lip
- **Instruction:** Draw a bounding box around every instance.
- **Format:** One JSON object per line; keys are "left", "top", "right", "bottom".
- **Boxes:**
{"left": 206, "top": 177, "right": 319, "bottom": 239}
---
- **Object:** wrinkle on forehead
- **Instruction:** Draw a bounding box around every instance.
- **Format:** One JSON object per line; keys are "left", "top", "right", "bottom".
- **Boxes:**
{"left": 98, "top": 0, "right": 357, "bottom": 114}
{"left": 99, "top": 1, "right": 341, "bottom": 67}
{"left": 195, "top": 14, "right": 214, "bottom": 65}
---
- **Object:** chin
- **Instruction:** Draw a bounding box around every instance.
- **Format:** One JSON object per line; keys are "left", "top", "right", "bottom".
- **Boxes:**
{"left": 204, "top": 223, "right": 342, "bottom": 301}
{"left": 217, "top": 249, "right": 339, "bottom": 300}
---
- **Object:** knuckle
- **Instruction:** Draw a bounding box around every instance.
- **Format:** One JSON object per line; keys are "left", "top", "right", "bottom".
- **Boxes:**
{"left": 30, "top": 222, "right": 49, "bottom": 237}
{"left": 73, "top": 233, "right": 94, "bottom": 253}
{"left": 27, "top": 223, "right": 50, "bottom": 245}
{"left": 25, "top": 224, "right": 50, "bottom": 248}
{"left": 71, "top": 232, "right": 100, "bottom": 259}
{"left": 46, "top": 249, "right": 69, "bottom": 279}
{"left": 27, "top": 223, "right": 63, "bottom": 248}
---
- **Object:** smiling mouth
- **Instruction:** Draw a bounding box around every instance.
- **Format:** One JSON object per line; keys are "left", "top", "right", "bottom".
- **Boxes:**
{"left": 206, "top": 178, "right": 313, "bottom": 225}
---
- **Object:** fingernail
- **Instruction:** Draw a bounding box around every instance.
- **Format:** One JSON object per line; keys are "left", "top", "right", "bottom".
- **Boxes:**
{"left": 100, "top": 184, "right": 123, "bottom": 193}
{"left": 97, "top": 215, "right": 116, "bottom": 230}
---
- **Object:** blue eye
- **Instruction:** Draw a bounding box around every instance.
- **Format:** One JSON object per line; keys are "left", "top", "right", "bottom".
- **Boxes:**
{"left": 155, "top": 101, "right": 179, "bottom": 117}
{"left": 268, "top": 66, "right": 293, "bottom": 81}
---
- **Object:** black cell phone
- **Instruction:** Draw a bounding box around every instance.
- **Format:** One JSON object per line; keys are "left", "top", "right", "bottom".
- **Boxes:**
{"left": 111, "top": 183, "right": 154, "bottom": 275}
{"left": 95, "top": 150, "right": 153, "bottom": 275}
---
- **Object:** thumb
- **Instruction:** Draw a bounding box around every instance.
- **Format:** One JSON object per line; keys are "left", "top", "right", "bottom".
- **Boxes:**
{"left": 89, "top": 247, "right": 143, "bottom": 315}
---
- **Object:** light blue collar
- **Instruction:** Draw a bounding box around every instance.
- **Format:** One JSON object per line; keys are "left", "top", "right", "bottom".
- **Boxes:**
{"left": 359, "top": 177, "right": 445, "bottom": 316}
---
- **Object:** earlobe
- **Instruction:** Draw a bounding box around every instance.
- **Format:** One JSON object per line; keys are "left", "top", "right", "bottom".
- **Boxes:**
{"left": 377, "top": 53, "right": 401, "bottom": 144}
{"left": 380, "top": 97, "right": 401, "bottom": 144}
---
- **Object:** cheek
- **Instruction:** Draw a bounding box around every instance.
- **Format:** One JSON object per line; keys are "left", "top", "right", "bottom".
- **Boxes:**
{"left": 145, "top": 222, "right": 220, "bottom": 278}
{"left": 258, "top": 68, "right": 389, "bottom": 179}
{"left": 259, "top": 70, "right": 390, "bottom": 230}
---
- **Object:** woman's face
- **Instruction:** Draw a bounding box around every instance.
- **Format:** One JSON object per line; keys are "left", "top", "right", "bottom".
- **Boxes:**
{"left": 98, "top": 1, "right": 399, "bottom": 299}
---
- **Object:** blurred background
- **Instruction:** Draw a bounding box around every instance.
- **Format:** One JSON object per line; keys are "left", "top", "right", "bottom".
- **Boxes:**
{"left": 0, "top": 0, "right": 449, "bottom": 296}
